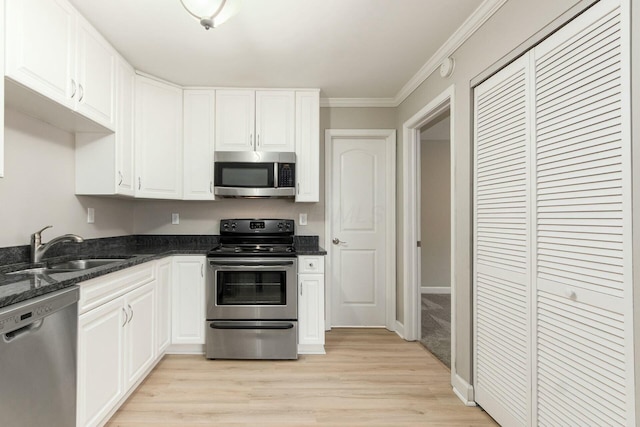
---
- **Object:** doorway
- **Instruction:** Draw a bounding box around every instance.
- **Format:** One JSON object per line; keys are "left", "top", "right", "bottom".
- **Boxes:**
{"left": 418, "top": 112, "right": 451, "bottom": 368}
{"left": 400, "top": 85, "right": 471, "bottom": 403}
{"left": 324, "top": 129, "right": 396, "bottom": 330}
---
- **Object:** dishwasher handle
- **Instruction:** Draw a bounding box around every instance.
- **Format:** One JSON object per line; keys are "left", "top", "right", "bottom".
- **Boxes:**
{"left": 3, "top": 319, "right": 44, "bottom": 343}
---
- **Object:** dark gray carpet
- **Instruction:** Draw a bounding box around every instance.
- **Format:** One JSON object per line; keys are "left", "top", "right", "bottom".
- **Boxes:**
{"left": 420, "top": 294, "right": 451, "bottom": 368}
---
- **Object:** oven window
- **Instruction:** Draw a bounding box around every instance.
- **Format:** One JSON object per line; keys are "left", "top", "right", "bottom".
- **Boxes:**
{"left": 217, "top": 271, "right": 286, "bottom": 305}
{"left": 216, "top": 163, "right": 274, "bottom": 188}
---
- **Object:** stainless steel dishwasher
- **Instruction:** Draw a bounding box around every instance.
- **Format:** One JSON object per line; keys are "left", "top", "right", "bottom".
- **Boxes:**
{"left": 0, "top": 287, "right": 79, "bottom": 427}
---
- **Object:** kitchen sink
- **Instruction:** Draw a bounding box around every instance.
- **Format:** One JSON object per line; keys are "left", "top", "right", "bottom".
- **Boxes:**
{"left": 7, "top": 258, "right": 130, "bottom": 275}
{"left": 7, "top": 267, "right": 77, "bottom": 275}
{"left": 48, "top": 258, "right": 128, "bottom": 270}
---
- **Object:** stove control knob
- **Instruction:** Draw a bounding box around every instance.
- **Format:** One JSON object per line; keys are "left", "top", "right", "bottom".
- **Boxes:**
{"left": 278, "top": 223, "right": 284, "bottom": 229}
{"left": 222, "top": 223, "right": 229, "bottom": 229}
{"left": 231, "top": 223, "right": 237, "bottom": 229}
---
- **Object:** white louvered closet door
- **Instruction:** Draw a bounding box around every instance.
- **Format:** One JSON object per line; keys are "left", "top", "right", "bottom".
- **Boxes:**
{"left": 533, "top": 0, "right": 634, "bottom": 425}
{"left": 473, "top": 54, "right": 532, "bottom": 427}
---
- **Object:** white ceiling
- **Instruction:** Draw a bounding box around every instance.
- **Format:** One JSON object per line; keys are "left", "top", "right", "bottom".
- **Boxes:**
{"left": 68, "top": 0, "right": 485, "bottom": 100}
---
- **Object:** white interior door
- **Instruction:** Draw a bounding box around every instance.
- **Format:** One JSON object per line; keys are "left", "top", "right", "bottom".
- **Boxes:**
{"left": 327, "top": 130, "right": 395, "bottom": 327}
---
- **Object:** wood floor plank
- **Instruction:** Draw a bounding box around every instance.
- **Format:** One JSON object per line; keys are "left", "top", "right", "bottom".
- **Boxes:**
{"left": 106, "top": 329, "right": 497, "bottom": 426}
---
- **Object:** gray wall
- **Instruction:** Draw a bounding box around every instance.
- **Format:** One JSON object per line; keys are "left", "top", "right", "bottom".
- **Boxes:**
{"left": 631, "top": 0, "right": 640, "bottom": 417}
{"left": 0, "top": 109, "right": 135, "bottom": 248}
{"left": 395, "top": 0, "right": 581, "bottom": 384}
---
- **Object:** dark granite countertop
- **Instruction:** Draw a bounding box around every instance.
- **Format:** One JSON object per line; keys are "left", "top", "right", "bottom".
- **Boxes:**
{"left": 0, "top": 234, "right": 325, "bottom": 310}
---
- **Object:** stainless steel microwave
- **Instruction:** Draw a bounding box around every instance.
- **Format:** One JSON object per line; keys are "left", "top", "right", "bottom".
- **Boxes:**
{"left": 214, "top": 151, "right": 296, "bottom": 198}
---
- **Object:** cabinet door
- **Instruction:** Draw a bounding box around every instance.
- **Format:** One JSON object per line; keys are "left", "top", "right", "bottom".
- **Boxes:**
{"left": 124, "top": 282, "right": 156, "bottom": 390}
{"left": 255, "top": 91, "right": 295, "bottom": 152}
{"left": 115, "top": 58, "right": 135, "bottom": 196}
{"left": 76, "top": 16, "right": 116, "bottom": 129}
{"left": 77, "top": 297, "right": 126, "bottom": 427}
{"left": 135, "top": 76, "right": 183, "bottom": 199}
{"left": 215, "top": 90, "right": 255, "bottom": 151}
{"left": 295, "top": 91, "right": 320, "bottom": 202}
{"left": 171, "top": 256, "right": 206, "bottom": 344}
{"left": 298, "top": 274, "right": 325, "bottom": 354}
{"left": 5, "top": 0, "right": 76, "bottom": 109}
{"left": 184, "top": 90, "right": 215, "bottom": 200}
{"left": 156, "top": 257, "right": 172, "bottom": 354}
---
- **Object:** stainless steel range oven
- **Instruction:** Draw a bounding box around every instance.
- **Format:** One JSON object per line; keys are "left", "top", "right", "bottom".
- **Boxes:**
{"left": 205, "top": 219, "right": 298, "bottom": 359}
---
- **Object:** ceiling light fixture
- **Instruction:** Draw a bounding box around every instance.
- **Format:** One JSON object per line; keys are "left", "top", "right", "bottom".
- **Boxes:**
{"left": 180, "top": 0, "right": 241, "bottom": 30}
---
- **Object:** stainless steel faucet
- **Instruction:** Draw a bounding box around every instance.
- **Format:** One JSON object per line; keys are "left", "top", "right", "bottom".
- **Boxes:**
{"left": 31, "top": 226, "right": 84, "bottom": 263}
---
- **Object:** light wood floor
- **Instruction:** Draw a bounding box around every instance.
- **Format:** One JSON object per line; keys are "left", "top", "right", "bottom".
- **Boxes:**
{"left": 107, "top": 329, "right": 497, "bottom": 426}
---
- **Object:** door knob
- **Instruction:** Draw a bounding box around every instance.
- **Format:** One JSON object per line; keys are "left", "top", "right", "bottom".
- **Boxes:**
{"left": 332, "top": 238, "right": 347, "bottom": 245}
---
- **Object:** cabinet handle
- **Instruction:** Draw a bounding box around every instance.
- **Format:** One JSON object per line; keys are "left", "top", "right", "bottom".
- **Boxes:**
{"left": 127, "top": 304, "right": 134, "bottom": 324}
{"left": 250, "top": 133, "right": 253, "bottom": 147}
{"left": 118, "top": 171, "right": 123, "bottom": 186}
{"left": 71, "top": 79, "right": 77, "bottom": 98}
{"left": 201, "top": 264, "right": 204, "bottom": 277}
{"left": 122, "top": 308, "right": 128, "bottom": 327}
{"left": 79, "top": 84, "right": 84, "bottom": 102}
{"left": 297, "top": 183, "right": 300, "bottom": 195}
{"left": 138, "top": 177, "right": 141, "bottom": 190}
{"left": 210, "top": 181, "right": 213, "bottom": 194}
{"left": 257, "top": 134, "right": 260, "bottom": 147}
{"left": 300, "top": 281, "right": 303, "bottom": 296}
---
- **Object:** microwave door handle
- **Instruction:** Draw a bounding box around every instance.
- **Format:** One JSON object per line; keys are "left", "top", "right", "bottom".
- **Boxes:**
{"left": 274, "top": 162, "right": 278, "bottom": 188}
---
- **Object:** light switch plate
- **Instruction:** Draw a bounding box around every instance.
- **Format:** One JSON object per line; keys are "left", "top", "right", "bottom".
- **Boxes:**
{"left": 299, "top": 213, "right": 308, "bottom": 226}
{"left": 172, "top": 213, "right": 179, "bottom": 225}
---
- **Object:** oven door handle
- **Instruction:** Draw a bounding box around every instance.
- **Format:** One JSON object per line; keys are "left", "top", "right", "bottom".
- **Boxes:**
{"left": 208, "top": 261, "right": 295, "bottom": 268}
{"left": 209, "top": 321, "right": 295, "bottom": 330}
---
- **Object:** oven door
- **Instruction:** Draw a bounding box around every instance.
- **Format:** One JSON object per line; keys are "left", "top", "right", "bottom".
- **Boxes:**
{"left": 206, "top": 258, "right": 297, "bottom": 320}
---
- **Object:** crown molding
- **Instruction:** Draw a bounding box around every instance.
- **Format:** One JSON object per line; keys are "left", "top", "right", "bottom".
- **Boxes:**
{"left": 320, "top": 0, "right": 507, "bottom": 108}
{"left": 320, "top": 97, "right": 397, "bottom": 108}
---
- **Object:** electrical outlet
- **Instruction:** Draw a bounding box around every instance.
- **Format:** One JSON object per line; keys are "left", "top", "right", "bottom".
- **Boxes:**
{"left": 299, "top": 213, "right": 308, "bottom": 226}
{"left": 87, "top": 208, "right": 95, "bottom": 224}
{"left": 172, "top": 213, "right": 179, "bottom": 225}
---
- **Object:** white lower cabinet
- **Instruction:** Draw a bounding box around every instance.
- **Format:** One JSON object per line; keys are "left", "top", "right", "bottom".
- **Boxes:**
{"left": 155, "top": 257, "right": 172, "bottom": 354}
{"left": 297, "top": 256, "right": 325, "bottom": 354}
{"left": 123, "top": 282, "right": 156, "bottom": 390}
{"left": 77, "top": 296, "right": 125, "bottom": 427}
{"left": 170, "top": 256, "right": 206, "bottom": 350}
{"left": 77, "top": 264, "right": 157, "bottom": 427}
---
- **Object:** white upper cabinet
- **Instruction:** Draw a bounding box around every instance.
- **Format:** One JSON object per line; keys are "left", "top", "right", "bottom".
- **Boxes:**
{"left": 255, "top": 91, "right": 295, "bottom": 151}
{"left": 183, "top": 90, "right": 216, "bottom": 200}
{"left": 295, "top": 90, "right": 320, "bottom": 202}
{"left": 215, "top": 89, "right": 295, "bottom": 152}
{"left": 75, "top": 56, "right": 134, "bottom": 196}
{"left": 5, "top": 0, "right": 76, "bottom": 109}
{"left": 5, "top": 0, "right": 115, "bottom": 130}
{"left": 115, "top": 58, "right": 136, "bottom": 196}
{"left": 135, "top": 75, "right": 184, "bottom": 199}
{"left": 75, "top": 15, "right": 116, "bottom": 129}
{"left": 215, "top": 90, "right": 255, "bottom": 151}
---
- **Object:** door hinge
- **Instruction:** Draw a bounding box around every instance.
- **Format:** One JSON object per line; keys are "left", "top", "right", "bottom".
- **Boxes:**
{"left": 417, "top": 241, "right": 421, "bottom": 248}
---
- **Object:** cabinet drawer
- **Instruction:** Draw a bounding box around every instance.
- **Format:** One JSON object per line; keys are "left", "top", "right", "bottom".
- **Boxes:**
{"left": 79, "top": 262, "right": 155, "bottom": 314}
{"left": 297, "top": 256, "right": 324, "bottom": 274}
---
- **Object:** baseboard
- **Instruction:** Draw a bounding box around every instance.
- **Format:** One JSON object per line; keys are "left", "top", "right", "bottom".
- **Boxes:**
{"left": 452, "top": 373, "right": 476, "bottom": 406}
{"left": 421, "top": 286, "right": 452, "bottom": 294}
{"left": 394, "top": 320, "right": 406, "bottom": 339}
{"left": 298, "top": 344, "right": 326, "bottom": 355}
{"left": 165, "top": 343, "right": 205, "bottom": 354}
